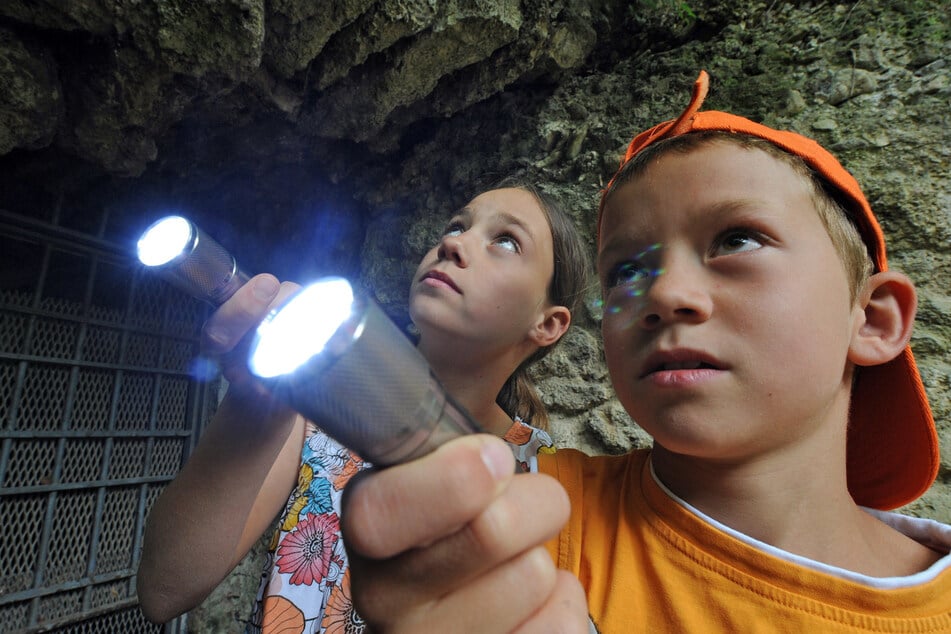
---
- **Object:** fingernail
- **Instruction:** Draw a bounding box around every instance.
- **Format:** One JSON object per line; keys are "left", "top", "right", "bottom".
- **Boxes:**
{"left": 481, "top": 439, "right": 513, "bottom": 481}
{"left": 252, "top": 276, "right": 280, "bottom": 301}
{"left": 205, "top": 326, "right": 229, "bottom": 346}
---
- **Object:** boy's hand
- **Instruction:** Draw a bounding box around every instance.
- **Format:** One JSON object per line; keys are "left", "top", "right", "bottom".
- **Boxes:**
{"left": 200, "top": 273, "right": 299, "bottom": 391}
{"left": 341, "top": 435, "right": 589, "bottom": 633}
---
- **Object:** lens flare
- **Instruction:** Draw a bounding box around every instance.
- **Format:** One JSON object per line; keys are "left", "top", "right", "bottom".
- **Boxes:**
{"left": 249, "top": 278, "right": 355, "bottom": 378}
{"left": 137, "top": 215, "right": 194, "bottom": 266}
{"left": 597, "top": 243, "right": 665, "bottom": 323}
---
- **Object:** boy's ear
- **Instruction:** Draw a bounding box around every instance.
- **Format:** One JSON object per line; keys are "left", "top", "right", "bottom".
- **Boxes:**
{"left": 528, "top": 305, "right": 571, "bottom": 348}
{"left": 848, "top": 271, "right": 917, "bottom": 367}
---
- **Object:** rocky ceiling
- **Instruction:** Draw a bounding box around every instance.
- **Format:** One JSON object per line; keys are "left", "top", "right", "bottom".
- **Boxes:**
{"left": 0, "top": 0, "right": 624, "bottom": 280}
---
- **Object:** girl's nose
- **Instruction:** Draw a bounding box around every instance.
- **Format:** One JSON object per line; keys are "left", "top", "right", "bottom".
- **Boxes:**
{"left": 437, "top": 232, "right": 469, "bottom": 266}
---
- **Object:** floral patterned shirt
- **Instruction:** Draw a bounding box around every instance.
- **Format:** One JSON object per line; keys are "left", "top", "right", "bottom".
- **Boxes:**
{"left": 246, "top": 417, "right": 553, "bottom": 634}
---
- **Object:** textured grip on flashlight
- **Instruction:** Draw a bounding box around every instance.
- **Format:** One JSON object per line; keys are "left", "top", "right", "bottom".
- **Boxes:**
{"left": 162, "top": 225, "right": 248, "bottom": 305}
{"left": 158, "top": 225, "right": 250, "bottom": 305}
{"left": 262, "top": 294, "right": 484, "bottom": 466}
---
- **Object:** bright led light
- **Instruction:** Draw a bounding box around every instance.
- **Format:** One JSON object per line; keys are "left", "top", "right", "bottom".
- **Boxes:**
{"left": 137, "top": 215, "right": 194, "bottom": 266}
{"left": 249, "top": 278, "right": 355, "bottom": 378}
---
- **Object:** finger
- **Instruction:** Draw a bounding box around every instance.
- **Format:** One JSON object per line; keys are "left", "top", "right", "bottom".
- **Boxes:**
{"left": 367, "top": 546, "right": 561, "bottom": 634}
{"left": 512, "top": 571, "right": 590, "bottom": 634}
{"left": 348, "top": 472, "right": 569, "bottom": 619}
{"left": 341, "top": 434, "right": 517, "bottom": 558}
{"left": 377, "top": 470, "right": 570, "bottom": 592}
{"left": 201, "top": 276, "right": 300, "bottom": 357}
{"left": 202, "top": 278, "right": 301, "bottom": 387}
{"left": 201, "top": 274, "right": 283, "bottom": 355}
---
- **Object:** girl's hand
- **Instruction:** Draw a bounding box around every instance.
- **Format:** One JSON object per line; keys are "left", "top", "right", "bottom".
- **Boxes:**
{"left": 138, "top": 274, "right": 308, "bottom": 622}
{"left": 341, "top": 434, "right": 589, "bottom": 633}
{"left": 200, "top": 273, "right": 299, "bottom": 392}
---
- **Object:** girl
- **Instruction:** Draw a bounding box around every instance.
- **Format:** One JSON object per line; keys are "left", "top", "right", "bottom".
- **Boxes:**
{"left": 136, "top": 179, "right": 590, "bottom": 633}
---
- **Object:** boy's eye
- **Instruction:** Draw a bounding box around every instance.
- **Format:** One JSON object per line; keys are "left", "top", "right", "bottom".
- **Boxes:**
{"left": 713, "top": 230, "right": 764, "bottom": 256}
{"left": 606, "top": 261, "right": 651, "bottom": 289}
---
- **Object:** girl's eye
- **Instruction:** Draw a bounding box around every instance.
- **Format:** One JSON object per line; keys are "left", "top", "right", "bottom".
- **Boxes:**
{"left": 494, "top": 234, "right": 520, "bottom": 253}
{"left": 714, "top": 230, "right": 764, "bottom": 256}
{"left": 606, "top": 261, "right": 650, "bottom": 289}
{"left": 442, "top": 222, "right": 465, "bottom": 238}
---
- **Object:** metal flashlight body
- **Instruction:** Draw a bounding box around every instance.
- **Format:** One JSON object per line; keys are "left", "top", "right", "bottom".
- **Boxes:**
{"left": 247, "top": 278, "right": 483, "bottom": 466}
{"left": 136, "top": 215, "right": 249, "bottom": 305}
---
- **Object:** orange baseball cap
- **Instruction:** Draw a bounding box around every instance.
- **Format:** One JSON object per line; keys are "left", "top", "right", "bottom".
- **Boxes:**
{"left": 599, "top": 71, "right": 939, "bottom": 510}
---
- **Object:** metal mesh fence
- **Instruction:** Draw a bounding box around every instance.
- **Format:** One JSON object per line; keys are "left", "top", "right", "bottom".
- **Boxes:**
{"left": 0, "top": 209, "right": 218, "bottom": 633}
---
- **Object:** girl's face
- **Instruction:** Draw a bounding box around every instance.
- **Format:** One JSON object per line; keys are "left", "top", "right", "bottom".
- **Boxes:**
{"left": 409, "top": 187, "right": 558, "bottom": 358}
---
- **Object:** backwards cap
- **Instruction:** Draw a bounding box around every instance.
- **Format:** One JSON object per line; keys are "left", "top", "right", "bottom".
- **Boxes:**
{"left": 600, "top": 71, "right": 938, "bottom": 510}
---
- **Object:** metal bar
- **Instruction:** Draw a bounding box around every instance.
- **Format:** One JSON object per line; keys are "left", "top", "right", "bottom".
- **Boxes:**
{"left": 79, "top": 256, "right": 104, "bottom": 613}
{"left": 1, "top": 474, "right": 181, "bottom": 495}
{"left": 0, "top": 302, "right": 200, "bottom": 344}
{"left": 24, "top": 236, "right": 54, "bottom": 629}
{"left": 0, "top": 208, "right": 131, "bottom": 264}
{"left": 16, "top": 599, "right": 150, "bottom": 634}
{"left": 0, "top": 352, "right": 201, "bottom": 376}
{"left": 0, "top": 564, "right": 139, "bottom": 606}
{"left": 0, "top": 429, "right": 190, "bottom": 439}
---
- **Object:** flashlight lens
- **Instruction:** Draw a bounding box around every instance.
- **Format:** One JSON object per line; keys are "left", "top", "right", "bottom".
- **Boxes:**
{"left": 137, "top": 216, "right": 194, "bottom": 266}
{"left": 249, "top": 278, "right": 356, "bottom": 378}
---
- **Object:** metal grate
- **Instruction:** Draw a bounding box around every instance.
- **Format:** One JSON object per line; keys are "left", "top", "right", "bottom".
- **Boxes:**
{"left": 0, "top": 208, "right": 219, "bottom": 633}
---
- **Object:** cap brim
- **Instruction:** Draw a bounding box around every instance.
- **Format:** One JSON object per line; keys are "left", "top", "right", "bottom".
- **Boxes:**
{"left": 849, "top": 346, "right": 939, "bottom": 510}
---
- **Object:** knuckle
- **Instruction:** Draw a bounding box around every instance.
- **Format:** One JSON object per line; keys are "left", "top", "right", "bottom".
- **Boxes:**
{"left": 466, "top": 473, "right": 568, "bottom": 554}
{"left": 340, "top": 472, "right": 390, "bottom": 557}
{"left": 466, "top": 490, "right": 521, "bottom": 552}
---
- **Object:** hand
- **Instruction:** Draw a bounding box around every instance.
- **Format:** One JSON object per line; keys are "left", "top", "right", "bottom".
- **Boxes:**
{"left": 341, "top": 434, "right": 589, "bottom": 633}
{"left": 200, "top": 273, "right": 300, "bottom": 392}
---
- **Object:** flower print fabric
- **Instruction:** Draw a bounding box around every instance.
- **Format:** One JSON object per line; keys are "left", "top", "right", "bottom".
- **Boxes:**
{"left": 247, "top": 417, "right": 553, "bottom": 634}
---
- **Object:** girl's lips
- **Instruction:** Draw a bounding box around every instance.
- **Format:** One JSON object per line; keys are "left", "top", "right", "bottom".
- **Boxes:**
{"left": 421, "top": 270, "right": 461, "bottom": 293}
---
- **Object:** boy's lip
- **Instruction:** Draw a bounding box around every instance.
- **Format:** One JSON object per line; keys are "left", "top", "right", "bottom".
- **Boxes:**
{"left": 639, "top": 348, "right": 725, "bottom": 378}
{"left": 420, "top": 270, "right": 462, "bottom": 294}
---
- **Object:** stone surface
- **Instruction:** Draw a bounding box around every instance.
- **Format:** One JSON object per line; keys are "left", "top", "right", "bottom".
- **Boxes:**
{"left": 0, "top": 0, "right": 948, "bottom": 630}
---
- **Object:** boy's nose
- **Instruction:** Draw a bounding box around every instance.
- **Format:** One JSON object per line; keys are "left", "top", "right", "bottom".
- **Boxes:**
{"left": 437, "top": 233, "right": 469, "bottom": 267}
{"left": 638, "top": 261, "right": 712, "bottom": 328}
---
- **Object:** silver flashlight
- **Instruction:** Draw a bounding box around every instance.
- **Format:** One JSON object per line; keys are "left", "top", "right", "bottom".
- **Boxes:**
{"left": 247, "top": 278, "right": 482, "bottom": 466}
{"left": 136, "top": 215, "right": 250, "bottom": 305}
{"left": 136, "top": 217, "right": 482, "bottom": 466}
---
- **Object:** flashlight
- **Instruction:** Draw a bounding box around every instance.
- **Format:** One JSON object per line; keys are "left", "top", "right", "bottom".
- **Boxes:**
{"left": 136, "top": 216, "right": 482, "bottom": 466}
{"left": 136, "top": 215, "right": 250, "bottom": 305}
{"left": 247, "top": 278, "right": 482, "bottom": 466}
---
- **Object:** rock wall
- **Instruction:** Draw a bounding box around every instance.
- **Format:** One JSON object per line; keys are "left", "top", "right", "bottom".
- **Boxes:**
{"left": 0, "top": 0, "right": 948, "bottom": 631}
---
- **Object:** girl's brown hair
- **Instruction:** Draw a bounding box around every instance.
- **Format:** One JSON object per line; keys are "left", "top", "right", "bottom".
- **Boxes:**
{"left": 491, "top": 178, "right": 590, "bottom": 430}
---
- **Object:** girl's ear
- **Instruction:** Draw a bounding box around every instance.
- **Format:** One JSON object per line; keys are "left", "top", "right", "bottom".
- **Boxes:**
{"left": 528, "top": 306, "right": 571, "bottom": 348}
{"left": 848, "top": 271, "right": 917, "bottom": 367}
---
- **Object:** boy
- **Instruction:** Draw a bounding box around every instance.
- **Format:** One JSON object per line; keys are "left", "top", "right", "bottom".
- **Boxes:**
{"left": 339, "top": 72, "right": 951, "bottom": 632}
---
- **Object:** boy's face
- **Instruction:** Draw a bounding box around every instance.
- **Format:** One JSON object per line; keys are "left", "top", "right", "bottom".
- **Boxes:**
{"left": 598, "top": 142, "right": 865, "bottom": 460}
